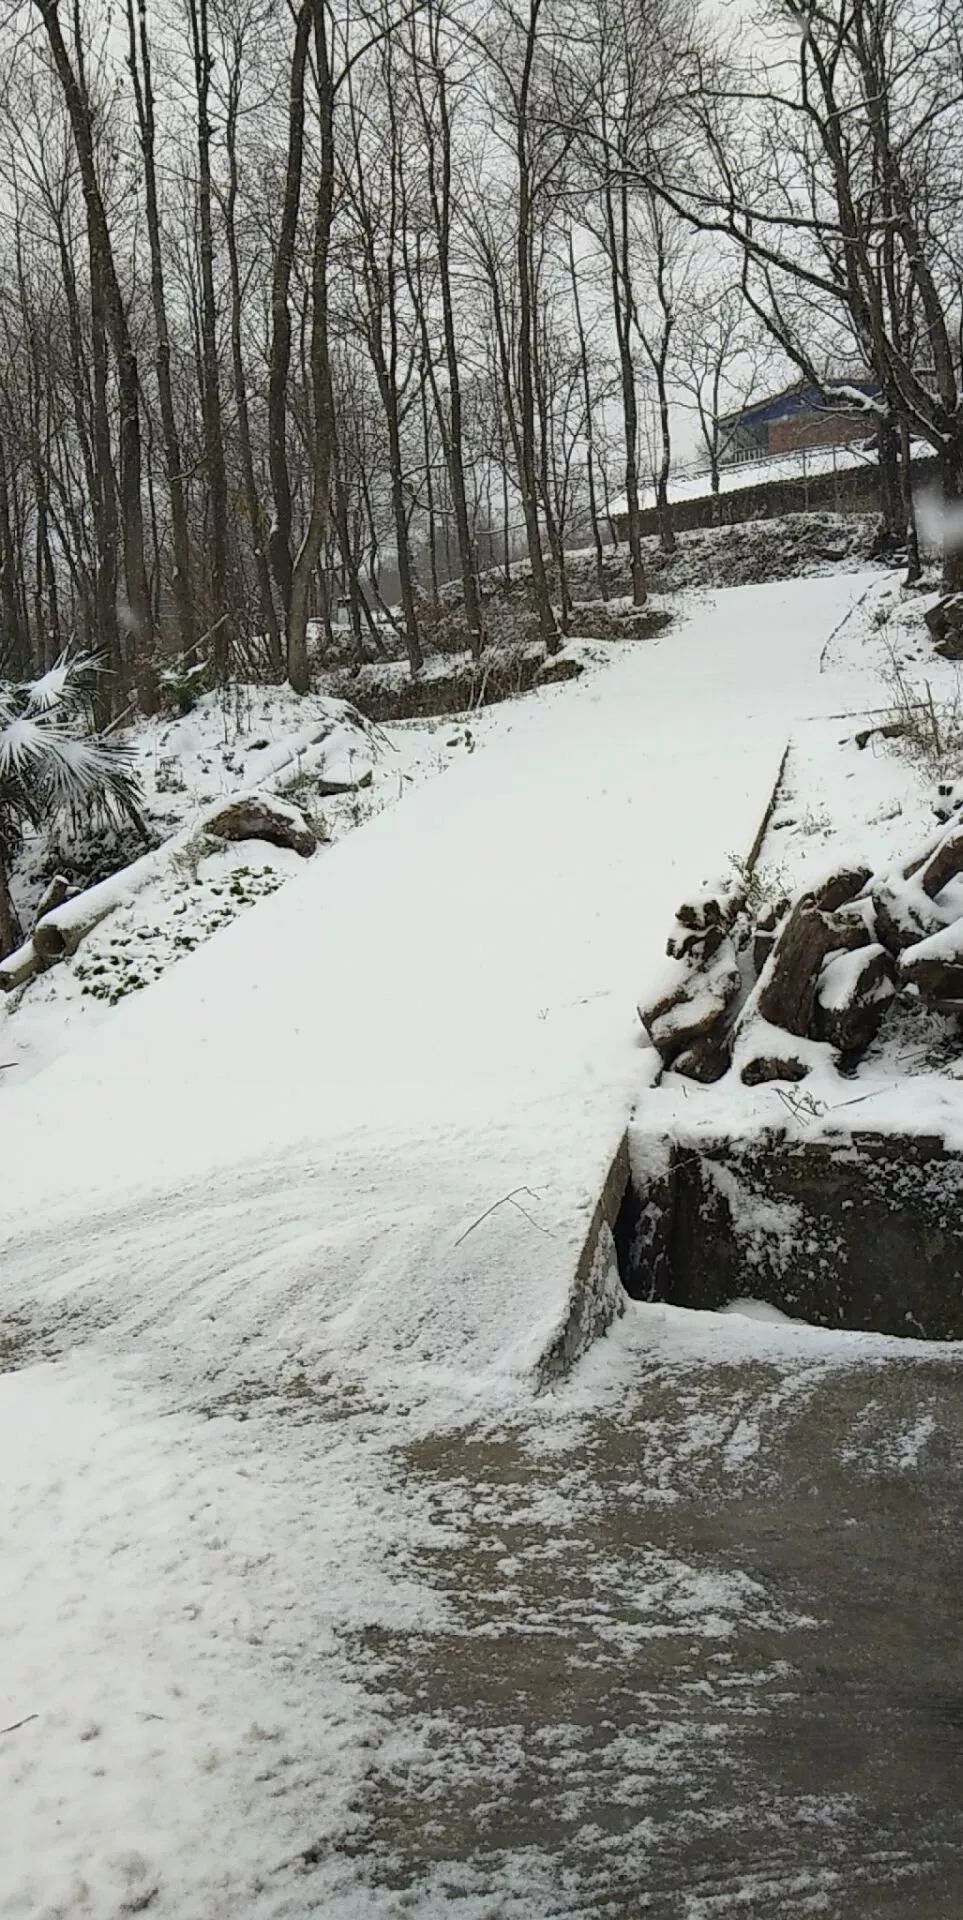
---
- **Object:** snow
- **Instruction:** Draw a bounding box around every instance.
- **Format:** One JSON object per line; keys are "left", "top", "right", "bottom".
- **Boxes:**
{"left": 720, "top": 1296, "right": 800, "bottom": 1324}
{"left": 0, "top": 567, "right": 946, "bottom": 1916}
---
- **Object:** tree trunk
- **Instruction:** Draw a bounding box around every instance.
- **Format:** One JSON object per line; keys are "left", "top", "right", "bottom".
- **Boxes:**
{"left": 568, "top": 230, "right": 606, "bottom": 601}
{"left": 35, "top": 0, "right": 156, "bottom": 712}
{"left": 0, "top": 430, "right": 28, "bottom": 677}
{"left": 900, "top": 416, "right": 922, "bottom": 587}
{"left": 416, "top": 46, "right": 483, "bottom": 653}
{"left": 268, "top": 1, "right": 312, "bottom": 621}
{"left": 0, "top": 845, "right": 20, "bottom": 960}
{"left": 603, "top": 178, "right": 646, "bottom": 605}
{"left": 188, "top": 0, "right": 232, "bottom": 674}
{"left": 941, "top": 443, "right": 963, "bottom": 592}
{"left": 222, "top": 28, "right": 282, "bottom": 672}
{"left": 654, "top": 378, "right": 675, "bottom": 555}
{"left": 875, "top": 412, "right": 903, "bottom": 553}
{"left": 89, "top": 286, "right": 120, "bottom": 720}
{"left": 285, "top": 0, "right": 336, "bottom": 694}
{"left": 127, "top": 0, "right": 196, "bottom": 667}
{"left": 514, "top": 21, "right": 558, "bottom": 653}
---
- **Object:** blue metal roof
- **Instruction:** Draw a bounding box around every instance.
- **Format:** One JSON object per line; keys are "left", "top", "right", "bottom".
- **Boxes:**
{"left": 735, "top": 381, "right": 879, "bottom": 430}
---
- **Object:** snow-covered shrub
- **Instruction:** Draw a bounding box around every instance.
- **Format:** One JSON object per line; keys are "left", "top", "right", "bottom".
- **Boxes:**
{"left": 158, "top": 656, "right": 213, "bottom": 717}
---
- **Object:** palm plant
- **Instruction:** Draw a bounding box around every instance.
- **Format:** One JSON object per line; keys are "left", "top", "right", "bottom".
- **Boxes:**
{"left": 0, "top": 655, "right": 143, "bottom": 958}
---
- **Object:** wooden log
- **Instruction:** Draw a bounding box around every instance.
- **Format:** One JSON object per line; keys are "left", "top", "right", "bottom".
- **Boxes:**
{"left": 814, "top": 944, "right": 896, "bottom": 1053}
{"left": 674, "top": 1029, "right": 732, "bottom": 1083}
{"left": 919, "top": 826, "right": 963, "bottom": 900}
{"left": 812, "top": 865, "right": 872, "bottom": 912}
{"left": 899, "top": 923, "right": 963, "bottom": 1006}
{"left": 757, "top": 900, "right": 871, "bottom": 1037}
{"left": 872, "top": 881, "right": 941, "bottom": 954}
{"left": 640, "top": 937, "right": 741, "bottom": 1066}
{"left": 0, "top": 938, "right": 40, "bottom": 992}
{"left": 33, "top": 875, "right": 78, "bottom": 925}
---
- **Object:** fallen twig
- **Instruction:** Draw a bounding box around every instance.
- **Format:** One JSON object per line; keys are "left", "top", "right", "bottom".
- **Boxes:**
{"left": 829, "top": 1088, "right": 884, "bottom": 1112}
{"left": 454, "top": 1184, "right": 551, "bottom": 1247}
{"left": 0, "top": 1714, "right": 37, "bottom": 1735}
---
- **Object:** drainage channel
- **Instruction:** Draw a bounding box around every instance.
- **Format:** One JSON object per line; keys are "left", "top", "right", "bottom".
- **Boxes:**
{"left": 613, "top": 1126, "right": 963, "bottom": 1341}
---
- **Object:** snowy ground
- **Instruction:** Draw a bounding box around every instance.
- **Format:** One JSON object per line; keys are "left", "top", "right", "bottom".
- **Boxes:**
{"left": 2, "top": 568, "right": 961, "bottom": 1918}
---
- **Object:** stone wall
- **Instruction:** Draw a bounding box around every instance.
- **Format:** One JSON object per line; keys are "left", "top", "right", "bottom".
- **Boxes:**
{"left": 618, "top": 1129, "right": 963, "bottom": 1340}
{"left": 613, "top": 451, "right": 939, "bottom": 540}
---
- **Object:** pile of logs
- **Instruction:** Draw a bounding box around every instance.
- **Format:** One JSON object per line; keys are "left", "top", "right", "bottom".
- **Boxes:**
{"left": 640, "top": 791, "right": 963, "bottom": 1086}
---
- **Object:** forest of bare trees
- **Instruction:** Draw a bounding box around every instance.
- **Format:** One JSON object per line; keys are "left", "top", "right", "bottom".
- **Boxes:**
{"left": 0, "top": 0, "right": 959, "bottom": 709}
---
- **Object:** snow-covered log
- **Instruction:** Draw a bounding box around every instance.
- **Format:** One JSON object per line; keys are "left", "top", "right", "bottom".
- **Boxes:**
{"left": 31, "top": 849, "right": 164, "bottom": 964}
{"left": 899, "top": 920, "right": 963, "bottom": 1006}
{"left": 756, "top": 898, "right": 871, "bottom": 1037}
{"left": 0, "top": 938, "right": 41, "bottom": 991}
{"left": 815, "top": 944, "right": 895, "bottom": 1051}
{"left": 33, "top": 875, "right": 78, "bottom": 924}
{"left": 919, "top": 825, "right": 963, "bottom": 900}
{"left": 640, "top": 935, "right": 741, "bottom": 1066}
{"left": 872, "top": 876, "right": 944, "bottom": 954}
{"left": 811, "top": 865, "right": 872, "bottom": 913}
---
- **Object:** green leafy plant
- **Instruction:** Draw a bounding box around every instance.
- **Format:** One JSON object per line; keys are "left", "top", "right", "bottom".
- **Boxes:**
{"left": 725, "top": 851, "right": 790, "bottom": 918}
{"left": 0, "top": 655, "right": 143, "bottom": 957}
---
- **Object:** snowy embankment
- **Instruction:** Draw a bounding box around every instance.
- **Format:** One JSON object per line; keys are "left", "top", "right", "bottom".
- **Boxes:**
{"left": 0, "top": 684, "right": 495, "bottom": 1081}
{"left": 0, "top": 571, "right": 899, "bottom": 1920}
{"left": 643, "top": 569, "right": 963, "bottom": 1154}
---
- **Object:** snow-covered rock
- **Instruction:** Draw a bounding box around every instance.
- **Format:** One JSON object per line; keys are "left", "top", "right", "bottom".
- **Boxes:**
{"left": 203, "top": 791, "right": 317, "bottom": 856}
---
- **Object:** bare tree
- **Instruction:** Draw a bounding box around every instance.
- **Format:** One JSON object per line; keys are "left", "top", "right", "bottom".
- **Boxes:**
{"left": 674, "top": 282, "right": 773, "bottom": 518}
{"left": 645, "top": 0, "right": 963, "bottom": 584}
{"left": 33, "top": 0, "right": 156, "bottom": 708}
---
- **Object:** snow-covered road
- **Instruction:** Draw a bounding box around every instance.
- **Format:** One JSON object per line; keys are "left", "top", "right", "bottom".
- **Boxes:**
{"left": 0, "top": 574, "right": 879, "bottom": 1392}
{"left": 0, "top": 573, "right": 889, "bottom": 1918}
